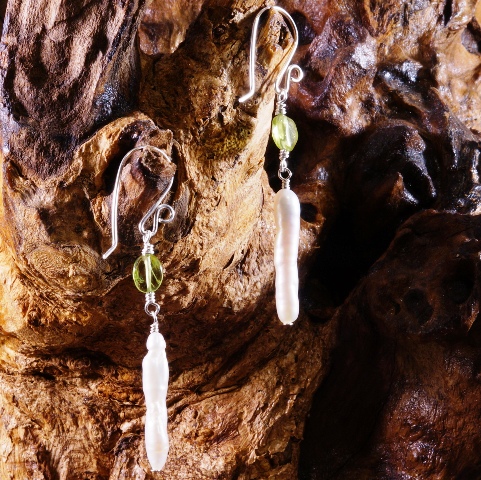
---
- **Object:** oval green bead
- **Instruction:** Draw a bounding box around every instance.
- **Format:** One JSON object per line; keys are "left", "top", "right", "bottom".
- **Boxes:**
{"left": 271, "top": 114, "right": 298, "bottom": 151}
{"left": 132, "top": 254, "right": 163, "bottom": 293}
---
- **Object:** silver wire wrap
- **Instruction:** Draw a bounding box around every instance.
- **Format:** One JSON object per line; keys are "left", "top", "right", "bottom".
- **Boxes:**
{"left": 142, "top": 242, "right": 155, "bottom": 255}
{"left": 101, "top": 145, "right": 176, "bottom": 331}
{"left": 278, "top": 149, "right": 292, "bottom": 189}
{"left": 275, "top": 93, "right": 287, "bottom": 115}
{"left": 143, "top": 242, "right": 162, "bottom": 326}
{"left": 145, "top": 290, "right": 160, "bottom": 322}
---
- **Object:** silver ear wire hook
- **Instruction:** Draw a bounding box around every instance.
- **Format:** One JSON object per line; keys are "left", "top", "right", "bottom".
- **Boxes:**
{"left": 238, "top": 6, "right": 304, "bottom": 103}
{"left": 102, "top": 145, "right": 175, "bottom": 259}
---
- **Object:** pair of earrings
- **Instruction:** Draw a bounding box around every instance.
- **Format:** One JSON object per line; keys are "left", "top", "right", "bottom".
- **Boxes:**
{"left": 101, "top": 5, "right": 303, "bottom": 473}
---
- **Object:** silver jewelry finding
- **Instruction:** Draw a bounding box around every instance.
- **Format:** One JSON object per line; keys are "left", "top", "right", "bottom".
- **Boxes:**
{"left": 238, "top": 6, "right": 304, "bottom": 103}
{"left": 102, "top": 145, "right": 175, "bottom": 260}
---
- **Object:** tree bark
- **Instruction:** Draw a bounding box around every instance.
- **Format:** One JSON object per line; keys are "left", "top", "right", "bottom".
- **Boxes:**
{"left": 1, "top": 0, "right": 481, "bottom": 479}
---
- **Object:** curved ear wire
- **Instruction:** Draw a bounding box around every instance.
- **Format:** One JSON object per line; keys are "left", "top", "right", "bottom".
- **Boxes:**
{"left": 238, "top": 6, "right": 304, "bottom": 103}
{"left": 102, "top": 145, "right": 175, "bottom": 260}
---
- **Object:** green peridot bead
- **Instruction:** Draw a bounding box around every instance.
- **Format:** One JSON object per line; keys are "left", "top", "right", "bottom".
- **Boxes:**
{"left": 133, "top": 254, "right": 163, "bottom": 293}
{"left": 271, "top": 114, "right": 298, "bottom": 152}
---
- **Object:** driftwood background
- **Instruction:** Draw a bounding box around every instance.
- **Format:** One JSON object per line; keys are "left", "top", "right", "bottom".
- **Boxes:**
{"left": 1, "top": 0, "right": 481, "bottom": 478}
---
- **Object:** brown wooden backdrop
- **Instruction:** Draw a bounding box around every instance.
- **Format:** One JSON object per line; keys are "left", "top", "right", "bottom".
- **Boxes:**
{"left": 1, "top": 0, "right": 481, "bottom": 478}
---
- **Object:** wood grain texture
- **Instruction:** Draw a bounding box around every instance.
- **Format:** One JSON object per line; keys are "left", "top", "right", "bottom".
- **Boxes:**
{"left": 0, "top": 0, "right": 480, "bottom": 478}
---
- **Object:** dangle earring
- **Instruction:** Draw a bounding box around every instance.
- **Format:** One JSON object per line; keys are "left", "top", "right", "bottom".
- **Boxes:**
{"left": 102, "top": 145, "right": 175, "bottom": 472}
{"left": 239, "top": 6, "right": 304, "bottom": 325}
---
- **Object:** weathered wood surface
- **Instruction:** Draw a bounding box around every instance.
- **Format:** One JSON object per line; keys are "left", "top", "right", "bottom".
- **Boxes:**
{"left": 0, "top": 0, "right": 481, "bottom": 478}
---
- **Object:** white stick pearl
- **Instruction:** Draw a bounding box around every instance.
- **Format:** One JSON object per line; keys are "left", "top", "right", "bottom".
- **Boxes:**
{"left": 142, "top": 331, "right": 169, "bottom": 471}
{"left": 274, "top": 188, "right": 300, "bottom": 325}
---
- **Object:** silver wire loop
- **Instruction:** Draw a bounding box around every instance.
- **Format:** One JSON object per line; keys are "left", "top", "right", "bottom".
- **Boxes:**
{"left": 282, "top": 64, "right": 303, "bottom": 98}
{"left": 278, "top": 148, "right": 292, "bottom": 188}
{"left": 238, "top": 6, "right": 304, "bottom": 103}
{"left": 139, "top": 202, "right": 175, "bottom": 238}
{"left": 279, "top": 166, "right": 292, "bottom": 189}
{"left": 145, "top": 292, "right": 161, "bottom": 318}
{"left": 145, "top": 301, "right": 160, "bottom": 318}
{"left": 102, "top": 145, "right": 176, "bottom": 259}
{"left": 278, "top": 168, "right": 292, "bottom": 181}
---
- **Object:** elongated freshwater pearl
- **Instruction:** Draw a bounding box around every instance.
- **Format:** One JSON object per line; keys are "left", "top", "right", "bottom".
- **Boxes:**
{"left": 274, "top": 188, "right": 300, "bottom": 325}
{"left": 142, "top": 331, "right": 169, "bottom": 471}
